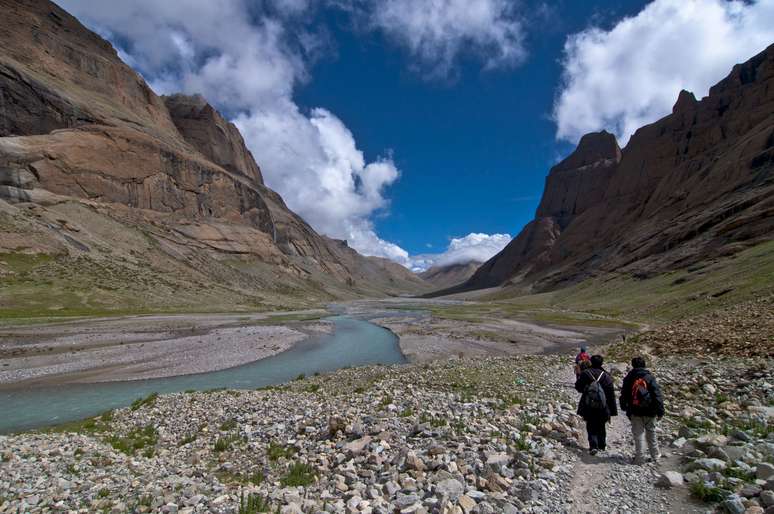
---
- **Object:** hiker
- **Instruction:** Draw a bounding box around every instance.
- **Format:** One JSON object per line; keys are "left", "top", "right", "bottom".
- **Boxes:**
{"left": 574, "top": 345, "right": 591, "bottom": 376}
{"left": 620, "top": 356, "right": 665, "bottom": 464}
{"left": 575, "top": 354, "right": 617, "bottom": 455}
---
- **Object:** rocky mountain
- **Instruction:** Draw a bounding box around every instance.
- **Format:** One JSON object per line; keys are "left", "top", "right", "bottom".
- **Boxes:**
{"left": 419, "top": 261, "right": 481, "bottom": 290}
{"left": 0, "top": 0, "right": 428, "bottom": 315}
{"left": 451, "top": 44, "right": 774, "bottom": 295}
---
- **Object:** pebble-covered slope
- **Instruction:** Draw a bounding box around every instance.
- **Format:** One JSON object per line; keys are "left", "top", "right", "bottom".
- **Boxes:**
{"left": 1, "top": 354, "right": 772, "bottom": 513}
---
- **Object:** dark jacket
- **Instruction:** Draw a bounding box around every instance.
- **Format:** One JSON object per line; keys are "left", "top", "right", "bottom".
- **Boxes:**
{"left": 575, "top": 367, "right": 617, "bottom": 420}
{"left": 619, "top": 367, "right": 665, "bottom": 418}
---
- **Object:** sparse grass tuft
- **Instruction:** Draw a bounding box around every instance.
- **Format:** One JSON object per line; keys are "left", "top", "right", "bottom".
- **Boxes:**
{"left": 689, "top": 481, "right": 728, "bottom": 503}
{"left": 267, "top": 442, "right": 295, "bottom": 462}
{"left": 178, "top": 433, "right": 197, "bottom": 447}
{"left": 239, "top": 491, "right": 271, "bottom": 513}
{"left": 106, "top": 424, "right": 158, "bottom": 455}
{"left": 220, "top": 418, "right": 238, "bottom": 431}
{"left": 214, "top": 434, "right": 243, "bottom": 453}
{"left": 280, "top": 462, "right": 315, "bottom": 487}
{"left": 130, "top": 392, "right": 159, "bottom": 411}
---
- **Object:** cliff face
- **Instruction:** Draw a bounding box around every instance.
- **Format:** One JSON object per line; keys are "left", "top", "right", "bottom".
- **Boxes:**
{"left": 0, "top": 0, "right": 428, "bottom": 313}
{"left": 461, "top": 44, "right": 774, "bottom": 293}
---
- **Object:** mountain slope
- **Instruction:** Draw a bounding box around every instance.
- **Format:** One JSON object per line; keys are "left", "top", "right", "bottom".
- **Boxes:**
{"left": 0, "top": 0, "right": 428, "bottom": 316}
{"left": 420, "top": 261, "right": 481, "bottom": 290}
{"left": 453, "top": 44, "right": 774, "bottom": 295}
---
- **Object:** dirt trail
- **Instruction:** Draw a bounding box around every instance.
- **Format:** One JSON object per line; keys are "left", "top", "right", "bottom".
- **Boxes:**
{"left": 559, "top": 367, "right": 704, "bottom": 514}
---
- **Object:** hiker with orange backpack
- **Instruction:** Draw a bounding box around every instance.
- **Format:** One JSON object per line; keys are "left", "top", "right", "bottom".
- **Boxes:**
{"left": 620, "top": 356, "right": 665, "bottom": 464}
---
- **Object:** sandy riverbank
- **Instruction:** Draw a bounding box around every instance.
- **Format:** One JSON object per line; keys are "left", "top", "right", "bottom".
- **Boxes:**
{"left": 0, "top": 311, "right": 331, "bottom": 387}
{"left": 343, "top": 299, "right": 630, "bottom": 363}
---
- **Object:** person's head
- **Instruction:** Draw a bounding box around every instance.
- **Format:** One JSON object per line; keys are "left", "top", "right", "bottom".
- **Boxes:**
{"left": 631, "top": 356, "right": 647, "bottom": 369}
{"left": 580, "top": 345, "right": 588, "bottom": 353}
{"left": 590, "top": 354, "right": 604, "bottom": 368}
{"left": 579, "top": 359, "right": 592, "bottom": 371}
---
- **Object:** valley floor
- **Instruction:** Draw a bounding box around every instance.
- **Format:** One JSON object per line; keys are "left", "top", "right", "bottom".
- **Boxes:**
{"left": 0, "top": 296, "right": 771, "bottom": 513}
{"left": 0, "top": 311, "right": 329, "bottom": 386}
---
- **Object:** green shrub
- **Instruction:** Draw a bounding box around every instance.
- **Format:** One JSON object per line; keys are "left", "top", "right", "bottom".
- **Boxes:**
{"left": 689, "top": 481, "right": 728, "bottom": 503}
{"left": 281, "top": 462, "right": 315, "bottom": 487}
{"left": 722, "top": 467, "right": 756, "bottom": 482}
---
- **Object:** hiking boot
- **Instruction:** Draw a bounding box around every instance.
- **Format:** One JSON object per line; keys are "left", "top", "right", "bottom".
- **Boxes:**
{"left": 649, "top": 453, "right": 662, "bottom": 463}
{"left": 589, "top": 449, "right": 598, "bottom": 456}
{"left": 632, "top": 455, "right": 645, "bottom": 465}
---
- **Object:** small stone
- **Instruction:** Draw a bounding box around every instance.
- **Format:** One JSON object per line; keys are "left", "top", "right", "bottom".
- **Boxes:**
{"left": 396, "top": 493, "right": 419, "bottom": 509}
{"left": 344, "top": 436, "right": 372, "bottom": 456}
{"left": 722, "top": 495, "right": 745, "bottom": 514}
{"left": 758, "top": 463, "right": 774, "bottom": 481}
{"left": 688, "top": 458, "right": 727, "bottom": 472}
{"left": 435, "top": 479, "right": 464, "bottom": 502}
{"left": 741, "top": 485, "right": 762, "bottom": 498}
{"left": 458, "top": 495, "right": 476, "bottom": 513}
{"left": 656, "top": 471, "right": 684, "bottom": 489}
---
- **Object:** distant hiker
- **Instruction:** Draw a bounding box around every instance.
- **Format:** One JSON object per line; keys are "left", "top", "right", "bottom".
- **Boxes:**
{"left": 574, "top": 345, "right": 591, "bottom": 376}
{"left": 620, "top": 356, "right": 665, "bottom": 464}
{"left": 575, "top": 354, "right": 617, "bottom": 455}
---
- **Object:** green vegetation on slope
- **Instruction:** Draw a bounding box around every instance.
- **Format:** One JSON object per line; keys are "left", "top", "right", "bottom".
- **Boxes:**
{"left": 482, "top": 239, "right": 774, "bottom": 324}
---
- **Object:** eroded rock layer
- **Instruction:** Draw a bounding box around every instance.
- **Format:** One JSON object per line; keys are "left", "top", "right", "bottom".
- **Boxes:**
{"left": 0, "top": 0, "right": 428, "bottom": 313}
{"left": 458, "top": 44, "right": 774, "bottom": 294}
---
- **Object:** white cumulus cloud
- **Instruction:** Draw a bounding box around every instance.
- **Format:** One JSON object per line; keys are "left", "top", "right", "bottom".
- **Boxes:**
{"left": 58, "top": 0, "right": 408, "bottom": 264}
{"left": 410, "top": 233, "right": 511, "bottom": 272}
{"left": 554, "top": 0, "right": 774, "bottom": 144}
{"left": 340, "top": 0, "right": 527, "bottom": 78}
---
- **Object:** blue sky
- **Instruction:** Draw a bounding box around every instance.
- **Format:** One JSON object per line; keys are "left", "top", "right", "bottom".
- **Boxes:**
{"left": 59, "top": 0, "right": 774, "bottom": 270}
{"left": 294, "top": 1, "right": 650, "bottom": 254}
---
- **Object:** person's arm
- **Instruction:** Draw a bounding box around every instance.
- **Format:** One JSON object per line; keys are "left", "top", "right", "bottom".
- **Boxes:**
{"left": 604, "top": 374, "right": 617, "bottom": 416}
{"left": 575, "top": 372, "right": 587, "bottom": 393}
{"left": 619, "top": 374, "right": 630, "bottom": 414}
{"left": 650, "top": 375, "right": 665, "bottom": 418}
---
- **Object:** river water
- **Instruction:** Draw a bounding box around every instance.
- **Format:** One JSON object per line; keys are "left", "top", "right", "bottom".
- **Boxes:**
{"left": 0, "top": 315, "right": 404, "bottom": 433}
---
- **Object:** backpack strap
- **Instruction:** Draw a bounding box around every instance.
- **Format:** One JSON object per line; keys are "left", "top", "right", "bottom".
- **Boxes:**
{"left": 586, "top": 369, "right": 604, "bottom": 383}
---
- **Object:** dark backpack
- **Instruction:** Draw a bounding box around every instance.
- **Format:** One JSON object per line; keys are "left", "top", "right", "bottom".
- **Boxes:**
{"left": 583, "top": 370, "right": 607, "bottom": 411}
{"left": 631, "top": 376, "right": 652, "bottom": 409}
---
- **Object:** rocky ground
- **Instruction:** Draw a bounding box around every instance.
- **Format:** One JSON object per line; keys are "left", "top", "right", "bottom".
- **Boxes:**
{"left": 2, "top": 350, "right": 771, "bottom": 513}
{"left": 636, "top": 296, "right": 773, "bottom": 358}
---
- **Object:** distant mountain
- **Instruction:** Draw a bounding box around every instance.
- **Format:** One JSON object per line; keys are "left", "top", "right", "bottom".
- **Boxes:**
{"left": 0, "top": 0, "right": 428, "bottom": 315}
{"left": 446, "top": 44, "right": 774, "bottom": 295}
{"left": 419, "top": 261, "right": 481, "bottom": 290}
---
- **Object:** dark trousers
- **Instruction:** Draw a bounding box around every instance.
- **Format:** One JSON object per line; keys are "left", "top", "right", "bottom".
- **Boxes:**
{"left": 585, "top": 418, "right": 607, "bottom": 450}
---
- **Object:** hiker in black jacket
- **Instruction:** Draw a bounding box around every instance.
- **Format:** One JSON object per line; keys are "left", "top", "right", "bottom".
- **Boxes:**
{"left": 620, "top": 357, "right": 665, "bottom": 464}
{"left": 575, "top": 354, "right": 617, "bottom": 455}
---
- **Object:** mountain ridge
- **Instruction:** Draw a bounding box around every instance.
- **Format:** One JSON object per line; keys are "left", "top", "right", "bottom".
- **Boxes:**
{"left": 442, "top": 43, "right": 774, "bottom": 296}
{"left": 0, "top": 0, "right": 428, "bottom": 315}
